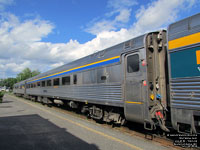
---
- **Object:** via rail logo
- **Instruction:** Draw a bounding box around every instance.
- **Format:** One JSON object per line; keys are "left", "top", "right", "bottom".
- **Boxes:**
{"left": 196, "top": 50, "right": 200, "bottom": 71}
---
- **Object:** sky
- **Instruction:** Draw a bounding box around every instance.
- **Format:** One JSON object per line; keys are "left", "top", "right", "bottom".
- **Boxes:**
{"left": 0, "top": 0, "right": 199, "bottom": 78}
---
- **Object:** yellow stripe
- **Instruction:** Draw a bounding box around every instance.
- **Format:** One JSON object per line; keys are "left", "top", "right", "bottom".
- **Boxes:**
{"left": 168, "top": 32, "right": 200, "bottom": 50}
{"left": 125, "top": 101, "right": 143, "bottom": 104}
{"left": 11, "top": 95, "right": 142, "bottom": 150}
{"left": 196, "top": 50, "right": 200, "bottom": 64}
{"left": 29, "top": 56, "right": 120, "bottom": 83}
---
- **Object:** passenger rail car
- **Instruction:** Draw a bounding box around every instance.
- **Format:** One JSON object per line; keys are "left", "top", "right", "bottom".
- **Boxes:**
{"left": 14, "top": 30, "right": 169, "bottom": 131}
{"left": 14, "top": 13, "right": 200, "bottom": 133}
{"left": 13, "top": 80, "right": 26, "bottom": 97}
{"left": 168, "top": 13, "right": 200, "bottom": 133}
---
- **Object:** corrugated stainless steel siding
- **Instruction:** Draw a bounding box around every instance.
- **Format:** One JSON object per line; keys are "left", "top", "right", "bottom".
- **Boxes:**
{"left": 52, "top": 84, "right": 122, "bottom": 101}
{"left": 170, "top": 77, "right": 200, "bottom": 110}
{"left": 13, "top": 89, "right": 25, "bottom": 94}
{"left": 27, "top": 83, "right": 122, "bottom": 102}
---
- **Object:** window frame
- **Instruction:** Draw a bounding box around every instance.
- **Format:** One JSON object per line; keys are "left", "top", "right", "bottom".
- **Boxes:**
{"left": 126, "top": 54, "right": 140, "bottom": 73}
{"left": 53, "top": 78, "right": 60, "bottom": 86}
{"left": 37, "top": 82, "right": 41, "bottom": 87}
{"left": 73, "top": 74, "right": 77, "bottom": 85}
{"left": 62, "top": 76, "right": 70, "bottom": 85}
{"left": 41, "top": 81, "right": 46, "bottom": 87}
{"left": 47, "top": 80, "right": 52, "bottom": 86}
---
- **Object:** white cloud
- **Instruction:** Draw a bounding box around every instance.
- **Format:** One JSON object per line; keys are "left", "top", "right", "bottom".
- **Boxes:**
{"left": 0, "top": 0, "right": 13, "bottom": 11}
{"left": 115, "top": 9, "right": 131, "bottom": 23}
{"left": 85, "top": 0, "right": 137, "bottom": 35}
{"left": 131, "top": 0, "right": 197, "bottom": 35}
{"left": 0, "top": 0, "right": 198, "bottom": 78}
{"left": 10, "top": 20, "right": 53, "bottom": 42}
{"left": 0, "top": 59, "right": 31, "bottom": 78}
{"left": 51, "top": 62, "right": 64, "bottom": 68}
{"left": 85, "top": 20, "right": 116, "bottom": 35}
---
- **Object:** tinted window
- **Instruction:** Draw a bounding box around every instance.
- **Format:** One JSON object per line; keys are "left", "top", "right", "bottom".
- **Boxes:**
{"left": 42, "top": 81, "right": 45, "bottom": 87}
{"left": 127, "top": 54, "right": 139, "bottom": 73}
{"left": 53, "top": 78, "right": 60, "bottom": 86}
{"left": 37, "top": 82, "right": 40, "bottom": 87}
{"left": 73, "top": 75, "right": 77, "bottom": 84}
{"left": 47, "top": 80, "right": 52, "bottom": 86}
{"left": 101, "top": 76, "right": 106, "bottom": 80}
{"left": 62, "top": 76, "right": 70, "bottom": 85}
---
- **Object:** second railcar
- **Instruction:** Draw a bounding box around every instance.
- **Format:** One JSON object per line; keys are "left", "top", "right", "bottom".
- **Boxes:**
{"left": 168, "top": 13, "right": 200, "bottom": 133}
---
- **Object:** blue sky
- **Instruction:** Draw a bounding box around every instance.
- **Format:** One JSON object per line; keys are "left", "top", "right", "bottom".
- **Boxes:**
{"left": 7, "top": 0, "right": 107, "bottom": 44}
{"left": 0, "top": 0, "right": 200, "bottom": 78}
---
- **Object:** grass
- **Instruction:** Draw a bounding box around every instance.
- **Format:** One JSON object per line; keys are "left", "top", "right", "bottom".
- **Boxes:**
{"left": 0, "top": 91, "right": 6, "bottom": 103}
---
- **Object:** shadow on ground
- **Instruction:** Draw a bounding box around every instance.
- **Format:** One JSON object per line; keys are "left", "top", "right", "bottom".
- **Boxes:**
{"left": 1, "top": 100, "right": 13, "bottom": 103}
{"left": 0, "top": 114, "right": 99, "bottom": 150}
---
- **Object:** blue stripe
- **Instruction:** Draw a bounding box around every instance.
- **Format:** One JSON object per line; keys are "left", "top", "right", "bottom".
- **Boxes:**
{"left": 27, "top": 57, "right": 120, "bottom": 84}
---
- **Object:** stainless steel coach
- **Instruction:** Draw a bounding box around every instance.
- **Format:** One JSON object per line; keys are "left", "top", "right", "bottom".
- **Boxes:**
{"left": 14, "top": 30, "right": 169, "bottom": 131}
{"left": 13, "top": 80, "right": 26, "bottom": 97}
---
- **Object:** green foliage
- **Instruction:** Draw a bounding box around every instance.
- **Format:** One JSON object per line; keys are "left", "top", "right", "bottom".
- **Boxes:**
{"left": 0, "top": 78, "right": 17, "bottom": 89}
{"left": 0, "top": 68, "right": 40, "bottom": 89}
{"left": 0, "top": 91, "right": 5, "bottom": 102}
{"left": 16, "top": 68, "right": 40, "bottom": 82}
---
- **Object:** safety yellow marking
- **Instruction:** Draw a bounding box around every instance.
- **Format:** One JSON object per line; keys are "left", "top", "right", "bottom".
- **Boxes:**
{"left": 12, "top": 96, "right": 142, "bottom": 150}
{"left": 168, "top": 32, "right": 200, "bottom": 50}
{"left": 196, "top": 50, "right": 200, "bottom": 64}
{"left": 125, "top": 101, "right": 143, "bottom": 104}
{"left": 28, "top": 56, "right": 120, "bottom": 83}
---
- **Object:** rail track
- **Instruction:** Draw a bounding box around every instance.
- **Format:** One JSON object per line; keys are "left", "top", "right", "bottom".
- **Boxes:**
{"left": 10, "top": 94, "right": 199, "bottom": 149}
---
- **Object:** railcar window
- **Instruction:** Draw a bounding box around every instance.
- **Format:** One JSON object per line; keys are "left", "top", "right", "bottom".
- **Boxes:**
{"left": 37, "top": 82, "right": 40, "bottom": 87}
{"left": 62, "top": 76, "right": 70, "bottom": 85}
{"left": 31, "top": 84, "right": 34, "bottom": 88}
{"left": 53, "top": 78, "right": 60, "bottom": 86}
{"left": 101, "top": 76, "right": 107, "bottom": 80}
{"left": 73, "top": 74, "right": 77, "bottom": 84}
{"left": 46, "top": 80, "right": 51, "bottom": 86}
{"left": 127, "top": 54, "right": 139, "bottom": 73}
{"left": 42, "top": 81, "right": 45, "bottom": 87}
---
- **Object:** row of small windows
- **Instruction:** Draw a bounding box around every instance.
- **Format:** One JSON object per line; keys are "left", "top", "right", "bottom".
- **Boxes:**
{"left": 26, "top": 75, "right": 77, "bottom": 88}
{"left": 14, "top": 85, "right": 24, "bottom": 89}
{"left": 15, "top": 55, "right": 139, "bottom": 89}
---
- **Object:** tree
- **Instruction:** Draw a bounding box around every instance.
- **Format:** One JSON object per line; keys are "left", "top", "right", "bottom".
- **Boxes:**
{"left": 32, "top": 70, "right": 40, "bottom": 77}
{"left": 0, "top": 68, "right": 41, "bottom": 89}
{"left": 2, "top": 78, "right": 17, "bottom": 89}
{"left": 16, "top": 68, "right": 40, "bottom": 82}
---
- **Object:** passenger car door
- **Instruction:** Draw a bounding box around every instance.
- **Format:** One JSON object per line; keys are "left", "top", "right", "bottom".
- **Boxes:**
{"left": 124, "top": 52, "right": 144, "bottom": 123}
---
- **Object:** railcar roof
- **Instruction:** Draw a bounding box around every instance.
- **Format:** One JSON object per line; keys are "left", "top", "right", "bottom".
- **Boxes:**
{"left": 168, "top": 13, "right": 200, "bottom": 41}
{"left": 26, "top": 34, "right": 146, "bottom": 83}
{"left": 23, "top": 33, "right": 147, "bottom": 83}
{"left": 14, "top": 80, "right": 26, "bottom": 86}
